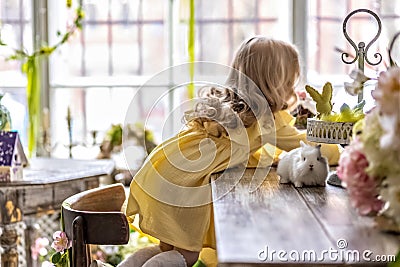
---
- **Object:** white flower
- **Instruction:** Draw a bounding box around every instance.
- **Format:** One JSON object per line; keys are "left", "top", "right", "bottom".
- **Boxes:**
{"left": 344, "top": 69, "right": 373, "bottom": 96}
{"left": 41, "top": 261, "right": 54, "bottom": 267}
{"left": 380, "top": 175, "right": 400, "bottom": 226}
{"left": 379, "top": 114, "right": 400, "bottom": 151}
{"left": 372, "top": 67, "right": 400, "bottom": 116}
{"left": 349, "top": 69, "right": 370, "bottom": 83}
{"left": 344, "top": 81, "right": 364, "bottom": 96}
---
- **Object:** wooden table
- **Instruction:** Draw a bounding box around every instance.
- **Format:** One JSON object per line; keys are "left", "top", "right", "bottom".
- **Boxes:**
{"left": 212, "top": 168, "right": 400, "bottom": 266}
{"left": 0, "top": 158, "right": 114, "bottom": 267}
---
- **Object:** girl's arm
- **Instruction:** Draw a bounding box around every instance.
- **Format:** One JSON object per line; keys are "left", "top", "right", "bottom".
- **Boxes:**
{"left": 246, "top": 110, "right": 342, "bottom": 168}
{"left": 274, "top": 110, "right": 342, "bottom": 165}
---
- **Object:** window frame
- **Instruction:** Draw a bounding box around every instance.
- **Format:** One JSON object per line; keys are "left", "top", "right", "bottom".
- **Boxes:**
{"left": 5, "top": 0, "right": 398, "bottom": 156}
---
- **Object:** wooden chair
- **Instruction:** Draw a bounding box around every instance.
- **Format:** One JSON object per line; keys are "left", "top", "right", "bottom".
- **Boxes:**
{"left": 62, "top": 183, "right": 130, "bottom": 267}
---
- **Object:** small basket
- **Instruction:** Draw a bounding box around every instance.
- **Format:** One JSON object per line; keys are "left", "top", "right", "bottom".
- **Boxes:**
{"left": 306, "top": 118, "right": 354, "bottom": 145}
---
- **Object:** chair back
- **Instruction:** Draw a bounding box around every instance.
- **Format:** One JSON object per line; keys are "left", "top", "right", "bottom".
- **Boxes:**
{"left": 62, "top": 183, "right": 129, "bottom": 267}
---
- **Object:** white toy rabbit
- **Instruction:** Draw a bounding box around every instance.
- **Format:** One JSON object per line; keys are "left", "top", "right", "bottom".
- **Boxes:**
{"left": 277, "top": 141, "right": 329, "bottom": 187}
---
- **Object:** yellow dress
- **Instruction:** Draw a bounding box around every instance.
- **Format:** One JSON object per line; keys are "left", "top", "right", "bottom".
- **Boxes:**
{"left": 247, "top": 110, "right": 342, "bottom": 166}
{"left": 125, "top": 110, "right": 342, "bottom": 254}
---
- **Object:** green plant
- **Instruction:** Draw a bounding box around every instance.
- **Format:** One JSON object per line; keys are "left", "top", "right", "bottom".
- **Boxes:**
{"left": 49, "top": 231, "right": 70, "bottom": 267}
{"left": 0, "top": 1, "right": 84, "bottom": 157}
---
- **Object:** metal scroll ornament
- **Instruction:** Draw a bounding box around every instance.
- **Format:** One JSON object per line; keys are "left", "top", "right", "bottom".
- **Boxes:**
{"left": 389, "top": 31, "right": 400, "bottom": 66}
{"left": 341, "top": 9, "right": 382, "bottom": 103}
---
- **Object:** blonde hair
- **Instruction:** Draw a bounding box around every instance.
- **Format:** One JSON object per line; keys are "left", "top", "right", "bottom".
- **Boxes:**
{"left": 228, "top": 36, "right": 300, "bottom": 112}
{"left": 185, "top": 37, "right": 300, "bottom": 135}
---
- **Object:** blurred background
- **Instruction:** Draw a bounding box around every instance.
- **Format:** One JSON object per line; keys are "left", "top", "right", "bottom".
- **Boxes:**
{"left": 0, "top": 0, "right": 399, "bottom": 159}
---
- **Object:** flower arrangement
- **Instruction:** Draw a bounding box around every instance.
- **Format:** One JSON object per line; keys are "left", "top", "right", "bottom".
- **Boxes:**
{"left": 49, "top": 231, "right": 71, "bottom": 267}
{"left": 304, "top": 82, "right": 365, "bottom": 145}
{"left": 31, "top": 237, "right": 50, "bottom": 262}
{"left": 336, "top": 32, "right": 400, "bottom": 230}
{"left": 34, "top": 226, "right": 155, "bottom": 267}
{"left": 305, "top": 82, "right": 365, "bottom": 123}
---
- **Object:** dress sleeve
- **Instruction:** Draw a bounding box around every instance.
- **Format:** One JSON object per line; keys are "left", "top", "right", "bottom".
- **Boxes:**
{"left": 274, "top": 110, "right": 343, "bottom": 165}
{"left": 246, "top": 145, "right": 274, "bottom": 168}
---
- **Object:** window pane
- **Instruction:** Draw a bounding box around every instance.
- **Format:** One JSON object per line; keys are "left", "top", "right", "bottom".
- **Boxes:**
{"left": 259, "top": 0, "right": 285, "bottom": 18}
{"left": 1, "top": 88, "right": 27, "bottom": 144}
{"left": 233, "top": 0, "right": 257, "bottom": 19}
{"left": 86, "top": 0, "right": 109, "bottom": 21}
{"left": 112, "top": 25, "right": 139, "bottom": 75}
{"left": 198, "top": 0, "right": 229, "bottom": 19}
{"left": 0, "top": 0, "right": 32, "bottom": 150}
{"left": 49, "top": 0, "right": 290, "bottom": 153}
{"left": 319, "top": 0, "right": 347, "bottom": 17}
{"left": 198, "top": 24, "right": 230, "bottom": 63}
{"left": 257, "top": 22, "right": 280, "bottom": 38}
{"left": 380, "top": 1, "right": 400, "bottom": 65}
{"left": 142, "top": 0, "right": 165, "bottom": 20}
{"left": 177, "top": 0, "right": 289, "bottom": 67}
{"left": 142, "top": 24, "right": 167, "bottom": 74}
{"left": 234, "top": 23, "right": 257, "bottom": 45}
{"left": 51, "top": 0, "right": 166, "bottom": 78}
{"left": 307, "top": 0, "right": 400, "bottom": 77}
{"left": 0, "top": 0, "right": 32, "bottom": 71}
{"left": 51, "top": 88, "right": 86, "bottom": 145}
{"left": 307, "top": 0, "right": 400, "bottom": 113}
{"left": 84, "top": 25, "right": 110, "bottom": 76}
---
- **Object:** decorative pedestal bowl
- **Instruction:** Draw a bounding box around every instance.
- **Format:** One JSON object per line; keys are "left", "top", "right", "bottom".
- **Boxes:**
{"left": 306, "top": 118, "right": 354, "bottom": 187}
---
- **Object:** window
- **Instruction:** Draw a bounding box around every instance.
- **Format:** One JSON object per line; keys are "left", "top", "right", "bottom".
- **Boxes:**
{"left": 2, "top": 0, "right": 398, "bottom": 158}
{"left": 48, "top": 0, "right": 290, "bottom": 158}
{"left": 0, "top": 0, "right": 32, "bottom": 145}
{"left": 307, "top": 0, "right": 400, "bottom": 111}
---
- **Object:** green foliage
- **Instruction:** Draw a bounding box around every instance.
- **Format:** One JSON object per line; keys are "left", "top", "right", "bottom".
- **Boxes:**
{"left": 51, "top": 252, "right": 61, "bottom": 263}
{"left": 94, "top": 230, "right": 156, "bottom": 265}
{"left": 388, "top": 250, "right": 400, "bottom": 267}
{"left": 193, "top": 259, "right": 207, "bottom": 267}
{"left": 320, "top": 100, "right": 365, "bottom": 123}
{"left": 50, "top": 251, "right": 69, "bottom": 267}
{"left": 0, "top": 94, "right": 12, "bottom": 130}
{"left": 0, "top": 1, "right": 85, "bottom": 157}
{"left": 66, "top": 0, "right": 72, "bottom": 8}
{"left": 106, "top": 124, "right": 123, "bottom": 147}
{"left": 306, "top": 82, "right": 365, "bottom": 124}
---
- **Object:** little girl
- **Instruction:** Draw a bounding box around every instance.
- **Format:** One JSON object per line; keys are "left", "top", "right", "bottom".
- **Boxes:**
{"left": 118, "top": 36, "right": 341, "bottom": 267}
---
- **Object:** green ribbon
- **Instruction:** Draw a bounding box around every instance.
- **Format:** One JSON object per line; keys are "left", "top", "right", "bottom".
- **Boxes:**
{"left": 23, "top": 56, "right": 40, "bottom": 158}
{"left": 187, "top": 0, "right": 195, "bottom": 99}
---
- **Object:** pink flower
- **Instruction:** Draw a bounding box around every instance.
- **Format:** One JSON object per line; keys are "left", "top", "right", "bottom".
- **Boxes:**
{"left": 372, "top": 67, "right": 400, "bottom": 116}
{"left": 297, "top": 91, "right": 307, "bottom": 100}
{"left": 51, "top": 231, "right": 71, "bottom": 253}
{"left": 337, "top": 138, "right": 384, "bottom": 215}
{"left": 31, "top": 237, "right": 49, "bottom": 260}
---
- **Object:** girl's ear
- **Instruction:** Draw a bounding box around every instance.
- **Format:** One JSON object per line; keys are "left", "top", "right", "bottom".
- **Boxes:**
{"left": 300, "top": 140, "right": 306, "bottom": 147}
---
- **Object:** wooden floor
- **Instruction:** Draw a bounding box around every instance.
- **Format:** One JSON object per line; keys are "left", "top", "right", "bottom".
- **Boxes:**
{"left": 211, "top": 168, "right": 399, "bottom": 266}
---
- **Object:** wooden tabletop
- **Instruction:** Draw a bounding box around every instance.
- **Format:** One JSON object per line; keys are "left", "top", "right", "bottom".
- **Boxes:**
{"left": 211, "top": 168, "right": 399, "bottom": 266}
{"left": 0, "top": 157, "right": 115, "bottom": 187}
{"left": 0, "top": 158, "right": 115, "bottom": 267}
